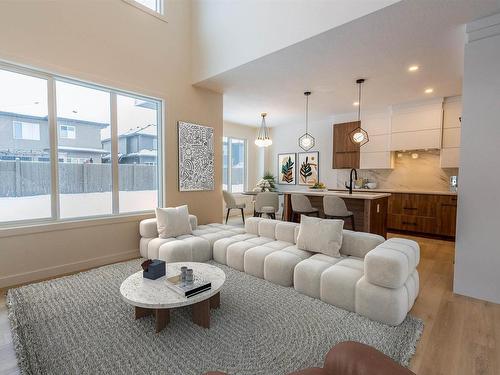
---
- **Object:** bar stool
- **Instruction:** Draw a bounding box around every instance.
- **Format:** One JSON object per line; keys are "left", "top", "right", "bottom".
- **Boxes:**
{"left": 254, "top": 192, "right": 279, "bottom": 219}
{"left": 323, "top": 195, "right": 355, "bottom": 231}
{"left": 291, "top": 194, "right": 319, "bottom": 222}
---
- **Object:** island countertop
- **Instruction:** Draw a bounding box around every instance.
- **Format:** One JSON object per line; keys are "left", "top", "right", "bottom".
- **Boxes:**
{"left": 282, "top": 190, "right": 391, "bottom": 200}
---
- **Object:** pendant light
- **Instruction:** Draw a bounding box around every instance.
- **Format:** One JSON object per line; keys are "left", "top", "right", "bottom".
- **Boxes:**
{"left": 299, "top": 91, "right": 315, "bottom": 151}
{"left": 349, "top": 79, "right": 369, "bottom": 146}
{"left": 255, "top": 112, "right": 272, "bottom": 147}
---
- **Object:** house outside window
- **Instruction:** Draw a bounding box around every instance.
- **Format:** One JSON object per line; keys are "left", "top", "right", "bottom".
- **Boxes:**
{"left": 59, "top": 124, "right": 76, "bottom": 139}
{"left": 12, "top": 121, "right": 40, "bottom": 140}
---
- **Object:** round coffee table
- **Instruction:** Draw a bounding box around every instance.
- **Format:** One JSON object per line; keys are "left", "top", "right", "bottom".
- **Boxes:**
{"left": 120, "top": 262, "right": 225, "bottom": 333}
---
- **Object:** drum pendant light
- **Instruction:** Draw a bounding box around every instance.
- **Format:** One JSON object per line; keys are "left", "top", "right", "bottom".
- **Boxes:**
{"left": 299, "top": 91, "right": 315, "bottom": 151}
{"left": 349, "top": 79, "right": 369, "bottom": 146}
{"left": 255, "top": 112, "right": 272, "bottom": 147}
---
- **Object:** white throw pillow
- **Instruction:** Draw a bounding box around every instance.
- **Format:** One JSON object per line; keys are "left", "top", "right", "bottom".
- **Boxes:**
{"left": 296, "top": 215, "right": 343, "bottom": 257}
{"left": 155, "top": 205, "right": 192, "bottom": 239}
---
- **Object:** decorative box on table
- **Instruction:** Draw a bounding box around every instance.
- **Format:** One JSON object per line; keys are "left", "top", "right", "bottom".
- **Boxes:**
{"left": 142, "top": 259, "right": 166, "bottom": 280}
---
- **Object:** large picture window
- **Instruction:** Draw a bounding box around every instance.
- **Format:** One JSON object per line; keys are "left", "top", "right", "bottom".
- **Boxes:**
{"left": 0, "top": 63, "right": 163, "bottom": 225}
{"left": 222, "top": 137, "right": 247, "bottom": 193}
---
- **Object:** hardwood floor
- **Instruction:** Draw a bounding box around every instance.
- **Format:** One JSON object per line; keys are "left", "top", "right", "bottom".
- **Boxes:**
{"left": 1, "top": 233, "right": 499, "bottom": 374}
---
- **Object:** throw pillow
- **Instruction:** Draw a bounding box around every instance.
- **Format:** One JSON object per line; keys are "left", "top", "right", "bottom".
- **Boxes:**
{"left": 155, "top": 205, "right": 192, "bottom": 239}
{"left": 296, "top": 215, "right": 343, "bottom": 257}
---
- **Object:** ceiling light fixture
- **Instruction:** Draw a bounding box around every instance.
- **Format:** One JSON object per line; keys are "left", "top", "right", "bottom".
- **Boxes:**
{"left": 298, "top": 91, "right": 315, "bottom": 151}
{"left": 255, "top": 112, "right": 272, "bottom": 147}
{"left": 353, "top": 101, "right": 359, "bottom": 106}
{"left": 408, "top": 65, "right": 419, "bottom": 72}
{"left": 349, "top": 79, "right": 369, "bottom": 146}
{"left": 424, "top": 88, "right": 434, "bottom": 94}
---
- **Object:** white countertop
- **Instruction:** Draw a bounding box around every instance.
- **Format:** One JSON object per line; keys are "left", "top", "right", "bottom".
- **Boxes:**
{"left": 284, "top": 190, "right": 391, "bottom": 200}
{"left": 328, "top": 188, "right": 458, "bottom": 196}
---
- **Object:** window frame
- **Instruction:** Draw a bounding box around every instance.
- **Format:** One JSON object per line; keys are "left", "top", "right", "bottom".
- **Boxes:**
{"left": 12, "top": 121, "right": 41, "bottom": 140}
{"left": 223, "top": 136, "right": 248, "bottom": 193}
{"left": 59, "top": 124, "right": 76, "bottom": 139}
{"left": 121, "top": 0, "right": 167, "bottom": 23}
{"left": 0, "top": 61, "right": 164, "bottom": 228}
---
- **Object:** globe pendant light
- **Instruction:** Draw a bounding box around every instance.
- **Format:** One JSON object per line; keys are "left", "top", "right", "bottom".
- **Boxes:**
{"left": 255, "top": 112, "right": 272, "bottom": 147}
{"left": 299, "top": 91, "right": 315, "bottom": 151}
{"left": 349, "top": 79, "right": 369, "bottom": 146}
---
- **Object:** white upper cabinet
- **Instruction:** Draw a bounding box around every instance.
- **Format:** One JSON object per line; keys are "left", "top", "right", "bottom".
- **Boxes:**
{"left": 390, "top": 99, "right": 443, "bottom": 151}
{"left": 360, "top": 111, "right": 393, "bottom": 169}
{"left": 440, "top": 96, "right": 462, "bottom": 168}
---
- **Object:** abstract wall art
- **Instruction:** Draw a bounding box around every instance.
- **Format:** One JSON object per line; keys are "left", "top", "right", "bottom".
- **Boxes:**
{"left": 178, "top": 121, "right": 214, "bottom": 191}
{"left": 298, "top": 151, "right": 319, "bottom": 185}
{"left": 278, "top": 153, "right": 296, "bottom": 185}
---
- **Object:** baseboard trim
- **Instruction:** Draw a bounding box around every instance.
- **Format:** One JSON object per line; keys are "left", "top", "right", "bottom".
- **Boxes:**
{"left": 0, "top": 249, "right": 140, "bottom": 289}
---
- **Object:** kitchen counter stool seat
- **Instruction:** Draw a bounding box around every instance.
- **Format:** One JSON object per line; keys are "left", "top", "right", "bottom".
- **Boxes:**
{"left": 291, "top": 194, "right": 319, "bottom": 222}
{"left": 323, "top": 195, "right": 356, "bottom": 231}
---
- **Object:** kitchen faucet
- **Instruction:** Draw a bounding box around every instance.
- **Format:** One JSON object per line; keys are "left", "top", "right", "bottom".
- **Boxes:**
{"left": 345, "top": 168, "right": 358, "bottom": 194}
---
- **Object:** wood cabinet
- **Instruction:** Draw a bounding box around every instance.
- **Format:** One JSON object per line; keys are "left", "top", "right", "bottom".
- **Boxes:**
{"left": 332, "top": 121, "right": 360, "bottom": 169}
{"left": 387, "top": 193, "right": 457, "bottom": 237}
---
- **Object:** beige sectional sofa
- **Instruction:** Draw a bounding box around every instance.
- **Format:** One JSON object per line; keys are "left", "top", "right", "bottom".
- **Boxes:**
{"left": 139, "top": 216, "right": 419, "bottom": 326}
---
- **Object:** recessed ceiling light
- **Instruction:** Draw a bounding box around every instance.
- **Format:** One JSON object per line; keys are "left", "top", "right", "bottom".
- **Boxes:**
{"left": 408, "top": 65, "right": 419, "bottom": 72}
{"left": 424, "top": 88, "right": 434, "bottom": 94}
{"left": 353, "top": 101, "right": 359, "bottom": 106}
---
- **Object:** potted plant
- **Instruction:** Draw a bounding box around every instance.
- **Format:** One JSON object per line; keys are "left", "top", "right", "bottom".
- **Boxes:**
{"left": 308, "top": 182, "right": 327, "bottom": 192}
{"left": 256, "top": 172, "right": 277, "bottom": 192}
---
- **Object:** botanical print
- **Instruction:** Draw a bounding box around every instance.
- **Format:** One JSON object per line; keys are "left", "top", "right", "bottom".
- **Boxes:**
{"left": 178, "top": 121, "right": 214, "bottom": 191}
{"left": 278, "top": 153, "right": 296, "bottom": 185}
{"left": 298, "top": 152, "right": 319, "bottom": 185}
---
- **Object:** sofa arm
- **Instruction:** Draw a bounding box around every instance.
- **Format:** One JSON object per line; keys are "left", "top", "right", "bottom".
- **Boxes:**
{"left": 364, "top": 238, "right": 420, "bottom": 289}
{"left": 323, "top": 341, "right": 415, "bottom": 375}
{"left": 340, "top": 230, "right": 385, "bottom": 258}
{"left": 139, "top": 214, "right": 198, "bottom": 238}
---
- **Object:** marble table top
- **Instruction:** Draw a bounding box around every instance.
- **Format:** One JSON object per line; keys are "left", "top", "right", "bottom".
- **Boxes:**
{"left": 120, "top": 262, "right": 226, "bottom": 309}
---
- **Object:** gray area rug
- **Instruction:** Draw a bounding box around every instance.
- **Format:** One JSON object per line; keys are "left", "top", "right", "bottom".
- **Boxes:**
{"left": 8, "top": 259, "right": 423, "bottom": 375}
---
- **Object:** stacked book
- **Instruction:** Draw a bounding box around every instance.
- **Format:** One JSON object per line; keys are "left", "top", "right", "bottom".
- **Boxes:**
{"left": 166, "top": 274, "right": 211, "bottom": 298}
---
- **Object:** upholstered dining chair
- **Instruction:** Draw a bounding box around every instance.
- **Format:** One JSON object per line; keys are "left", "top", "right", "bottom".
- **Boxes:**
{"left": 291, "top": 194, "right": 319, "bottom": 222}
{"left": 222, "top": 190, "right": 246, "bottom": 224}
{"left": 323, "top": 195, "right": 355, "bottom": 230}
{"left": 254, "top": 192, "right": 279, "bottom": 219}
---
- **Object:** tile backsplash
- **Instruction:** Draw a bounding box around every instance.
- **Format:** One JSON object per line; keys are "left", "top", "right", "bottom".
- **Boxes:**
{"left": 335, "top": 150, "right": 459, "bottom": 191}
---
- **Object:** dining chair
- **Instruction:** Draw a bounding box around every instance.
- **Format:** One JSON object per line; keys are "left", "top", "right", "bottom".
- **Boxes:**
{"left": 254, "top": 192, "right": 279, "bottom": 219}
{"left": 222, "top": 190, "right": 246, "bottom": 224}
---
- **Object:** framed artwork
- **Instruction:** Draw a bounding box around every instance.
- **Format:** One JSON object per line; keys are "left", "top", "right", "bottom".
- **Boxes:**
{"left": 178, "top": 121, "right": 214, "bottom": 191}
{"left": 278, "top": 153, "right": 296, "bottom": 185}
{"left": 298, "top": 152, "right": 319, "bottom": 186}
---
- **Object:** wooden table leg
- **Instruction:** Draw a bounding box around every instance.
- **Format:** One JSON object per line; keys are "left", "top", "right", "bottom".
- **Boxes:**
{"left": 155, "top": 308, "right": 170, "bottom": 333}
{"left": 135, "top": 306, "right": 152, "bottom": 319}
{"left": 210, "top": 292, "right": 220, "bottom": 309}
{"left": 192, "top": 299, "right": 210, "bottom": 328}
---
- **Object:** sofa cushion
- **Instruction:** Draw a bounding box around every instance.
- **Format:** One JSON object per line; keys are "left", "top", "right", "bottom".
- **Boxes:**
{"left": 294, "top": 254, "right": 343, "bottom": 299}
{"left": 264, "top": 245, "right": 312, "bottom": 286}
{"left": 147, "top": 237, "right": 176, "bottom": 259}
{"left": 296, "top": 216, "right": 343, "bottom": 257}
{"left": 275, "top": 222, "right": 299, "bottom": 243}
{"left": 320, "top": 258, "right": 364, "bottom": 312}
{"left": 245, "top": 217, "right": 262, "bottom": 235}
{"left": 155, "top": 205, "right": 192, "bottom": 238}
{"left": 364, "top": 238, "right": 420, "bottom": 289}
{"left": 258, "top": 219, "right": 278, "bottom": 239}
{"left": 139, "top": 218, "right": 159, "bottom": 238}
{"left": 340, "top": 230, "right": 385, "bottom": 258}
{"left": 213, "top": 234, "right": 258, "bottom": 264}
{"left": 244, "top": 245, "right": 282, "bottom": 279}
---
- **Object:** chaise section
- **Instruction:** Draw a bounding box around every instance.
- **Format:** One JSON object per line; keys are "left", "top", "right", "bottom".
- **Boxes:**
{"left": 294, "top": 254, "right": 343, "bottom": 299}
{"left": 226, "top": 237, "right": 275, "bottom": 271}
{"left": 320, "top": 258, "right": 364, "bottom": 312}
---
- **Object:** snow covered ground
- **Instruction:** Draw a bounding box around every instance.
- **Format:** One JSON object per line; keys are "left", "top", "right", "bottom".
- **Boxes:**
{"left": 0, "top": 190, "right": 157, "bottom": 222}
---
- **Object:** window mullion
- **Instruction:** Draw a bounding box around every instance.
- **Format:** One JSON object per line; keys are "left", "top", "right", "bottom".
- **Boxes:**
{"left": 227, "top": 138, "right": 232, "bottom": 193}
{"left": 47, "top": 77, "right": 60, "bottom": 220}
{"left": 111, "top": 93, "right": 119, "bottom": 214}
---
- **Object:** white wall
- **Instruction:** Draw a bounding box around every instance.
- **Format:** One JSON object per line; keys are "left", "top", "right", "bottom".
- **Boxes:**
{"left": 454, "top": 12, "right": 500, "bottom": 304}
{"left": 191, "top": 0, "right": 400, "bottom": 83}
{"left": 0, "top": 0, "right": 223, "bottom": 288}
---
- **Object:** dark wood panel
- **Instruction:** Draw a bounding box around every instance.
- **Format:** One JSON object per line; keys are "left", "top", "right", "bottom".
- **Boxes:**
{"left": 332, "top": 122, "right": 360, "bottom": 169}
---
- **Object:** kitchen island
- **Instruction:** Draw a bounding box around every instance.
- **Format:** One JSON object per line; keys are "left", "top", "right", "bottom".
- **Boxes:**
{"left": 283, "top": 190, "right": 391, "bottom": 238}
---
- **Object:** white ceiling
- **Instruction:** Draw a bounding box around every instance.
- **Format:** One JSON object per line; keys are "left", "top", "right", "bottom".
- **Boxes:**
{"left": 195, "top": 0, "right": 500, "bottom": 127}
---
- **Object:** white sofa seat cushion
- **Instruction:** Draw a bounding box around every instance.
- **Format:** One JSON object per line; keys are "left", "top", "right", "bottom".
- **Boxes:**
{"left": 157, "top": 237, "right": 211, "bottom": 263}
{"left": 140, "top": 238, "right": 153, "bottom": 258}
{"left": 147, "top": 237, "right": 176, "bottom": 259}
{"left": 156, "top": 206, "right": 193, "bottom": 238}
{"left": 364, "top": 238, "right": 420, "bottom": 289}
{"left": 225, "top": 237, "right": 275, "bottom": 271}
{"left": 258, "top": 219, "right": 278, "bottom": 239}
{"left": 339, "top": 230, "right": 385, "bottom": 258}
{"left": 213, "top": 234, "right": 258, "bottom": 264}
{"left": 245, "top": 217, "right": 263, "bottom": 235}
{"left": 294, "top": 254, "right": 343, "bottom": 299}
{"left": 320, "top": 258, "right": 364, "bottom": 312}
{"left": 244, "top": 245, "right": 282, "bottom": 279}
{"left": 275, "top": 222, "right": 299, "bottom": 243}
{"left": 355, "top": 270, "right": 419, "bottom": 326}
{"left": 296, "top": 216, "right": 343, "bottom": 257}
{"left": 264, "top": 246, "right": 313, "bottom": 287}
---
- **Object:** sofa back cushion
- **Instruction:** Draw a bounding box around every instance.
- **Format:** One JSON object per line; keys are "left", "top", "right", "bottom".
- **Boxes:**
{"left": 155, "top": 205, "right": 192, "bottom": 239}
{"left": 296, "top": 216, "right": 343, "bottom": 257}
{"left": 275, "top": 222, "right": 299, "bottom": 243}
{"left": 340, "top": 230, "right": 385, "bottom": 258}
{"left": 258, "top": 219, "right": 278, "bottom": 239}
{"left": 245, "top": 217, "right": 262, "bottom": 235}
